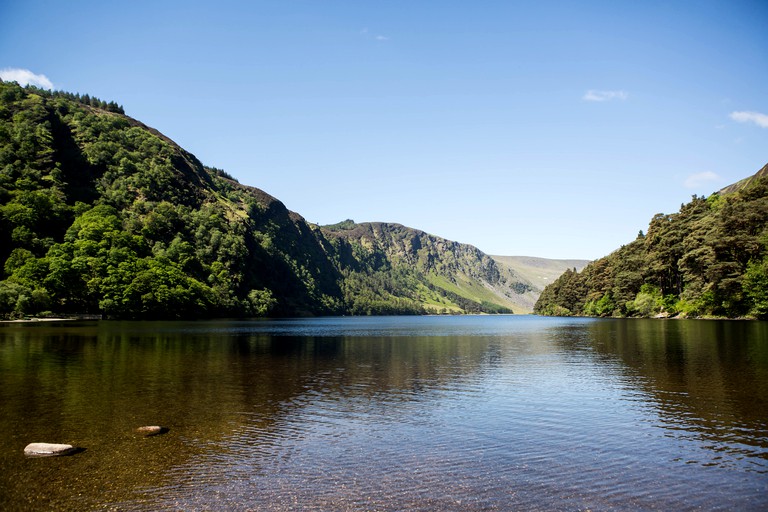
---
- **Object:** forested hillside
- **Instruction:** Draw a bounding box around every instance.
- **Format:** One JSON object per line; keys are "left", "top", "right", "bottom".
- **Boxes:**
{"left": 534, "top": 164, "right": 768, "bottom": 319}
{"left": 323, "top": 221, "right": 533, "bottom": 314}
{"left": 0, "top": 80, "right": 533, "bottom": 319}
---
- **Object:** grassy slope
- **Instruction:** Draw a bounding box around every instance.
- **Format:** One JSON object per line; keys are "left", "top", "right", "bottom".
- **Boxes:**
{"left": 491, "top": 256, "right": 590, "bottom": 313}
{"left": 717, "top": 163, "right": 768, "bottom": 196}
{"left": 322, "top": 221, "right": 535, "bottom": 314}
{"left": 426, "top": 273, "right": 516, "bottom": 310}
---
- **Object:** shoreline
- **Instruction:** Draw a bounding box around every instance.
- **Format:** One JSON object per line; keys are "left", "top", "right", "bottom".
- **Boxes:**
{"left": 0, "top": 317, "right": 80, "bottom": 324}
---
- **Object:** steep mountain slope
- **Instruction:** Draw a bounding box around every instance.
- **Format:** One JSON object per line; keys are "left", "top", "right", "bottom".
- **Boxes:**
{"left": 322, "top": 220, "right": 535, "bottom": 314}
{"left": 491, "top": 255, "right": 589, "bottom": 312}
{"left": 717, "top": 162, "right": 768, "bottom": 196}
{"left": 0, "top": 80, "right": 347, "bottom": 318}
{"left": 534, "top": 164, "right": 768, "bottom": 319}
{"left": 0, "top": 80, "right": 535, "bottom": 318}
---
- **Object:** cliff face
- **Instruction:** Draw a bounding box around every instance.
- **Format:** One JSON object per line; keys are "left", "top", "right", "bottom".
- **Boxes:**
{"left": 323, "top": 221, "right": 537, "bottom": 314}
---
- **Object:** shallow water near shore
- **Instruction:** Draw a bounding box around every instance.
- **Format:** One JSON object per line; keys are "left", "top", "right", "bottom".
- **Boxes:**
{"left": 1, "top": 316, "right": 766, "bottom": 510}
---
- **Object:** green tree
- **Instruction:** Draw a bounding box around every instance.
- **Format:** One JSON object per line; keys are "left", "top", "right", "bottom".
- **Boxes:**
{"left": 743, "top": 256, "right": 768, "bottom": 319}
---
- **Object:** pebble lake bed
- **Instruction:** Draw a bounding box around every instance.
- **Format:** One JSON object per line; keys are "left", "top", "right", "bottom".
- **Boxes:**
{"left": 2, "top": 316, "right": 767, "bottom": 510}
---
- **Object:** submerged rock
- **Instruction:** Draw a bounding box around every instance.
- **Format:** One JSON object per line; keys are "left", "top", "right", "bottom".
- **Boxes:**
{"left": 136, "top": 426, "right": 168, "bottom": 436}
{"left": 24, "top": 443, "right": 77, "bottom": 457}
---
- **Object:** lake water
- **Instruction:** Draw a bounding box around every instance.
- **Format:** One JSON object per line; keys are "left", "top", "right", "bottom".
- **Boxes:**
{"left": 1, "top": 316, "right": 766, "bottom": 511}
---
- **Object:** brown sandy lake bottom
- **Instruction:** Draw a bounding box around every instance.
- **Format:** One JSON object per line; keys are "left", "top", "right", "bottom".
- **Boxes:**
{"left": 1, "top": 316, "right": 766, "bottom": 510}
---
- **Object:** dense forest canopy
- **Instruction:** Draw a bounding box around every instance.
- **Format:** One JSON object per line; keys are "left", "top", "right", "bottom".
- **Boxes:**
{"left": 0, "top": 80, "right": 530, "bottom": 319}
{"left": 534, "top": 165, "right": 768, "bottom": 319}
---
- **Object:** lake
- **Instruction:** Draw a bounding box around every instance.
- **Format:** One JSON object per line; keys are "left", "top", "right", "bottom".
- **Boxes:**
{"left": 0, "top": 316, "right": 766, "bottom": 511}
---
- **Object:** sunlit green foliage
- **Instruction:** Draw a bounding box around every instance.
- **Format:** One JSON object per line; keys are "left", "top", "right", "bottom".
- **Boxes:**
{"left": 742, "top": 234, "right": 768, "bottom": 319}
{"left": 0, "top": 80, "right": 333, "bottom": 318}
{"left": 0, "top": 80, "right": 519, "bottom": 319}
{"left": 535, "top": 170, "right": 768, "bottom": 319}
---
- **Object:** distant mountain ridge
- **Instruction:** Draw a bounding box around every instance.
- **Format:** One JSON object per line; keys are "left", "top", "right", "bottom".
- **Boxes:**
{"left": 491, "top": 255, "right": 589, "bottom": 310}
{"left": 0, "top": 80, "right": 576, "bottom": 318}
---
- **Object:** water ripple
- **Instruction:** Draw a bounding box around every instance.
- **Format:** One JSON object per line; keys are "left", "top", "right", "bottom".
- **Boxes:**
{"left": 4, "top": 317, "right": 767, "bottom": 511}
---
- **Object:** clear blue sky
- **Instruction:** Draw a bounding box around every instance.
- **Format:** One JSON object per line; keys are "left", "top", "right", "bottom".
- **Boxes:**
{"left": 1, "top": 1, "right": 766, "bottom": 259}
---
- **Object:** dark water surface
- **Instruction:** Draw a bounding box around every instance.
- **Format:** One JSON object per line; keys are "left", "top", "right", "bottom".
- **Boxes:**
{"left": 1, "top": 316, "right": 766, "bottom": 511}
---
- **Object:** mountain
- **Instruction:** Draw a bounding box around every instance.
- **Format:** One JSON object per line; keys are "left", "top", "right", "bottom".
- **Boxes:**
{"left": 0, "top": 80, "right": 347, "bottom": 318}
{"left": 0, "top": 80, "right": 547, "bottom": 319}
{"left": 534, "top": 164, "right": 768, "bottom": 319}
{"left": 322, "top": 220, "right": 538, "bottom": 314}
{"left": 717, "top": 162, "right": 768, "bottom": 196}
{"left": 491, "top": 255, "right": 589, "bottom": 311}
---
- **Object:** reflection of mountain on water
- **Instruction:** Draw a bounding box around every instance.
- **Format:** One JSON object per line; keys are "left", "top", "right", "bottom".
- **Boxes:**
{"left": 581, "top": 319, "right": 768, "bottom": 469}
{"left": 0, "top": 320, "right": 500, "bottom": 511}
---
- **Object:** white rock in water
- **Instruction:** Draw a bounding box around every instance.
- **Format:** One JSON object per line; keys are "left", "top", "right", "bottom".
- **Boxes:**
{"left": 24, "top": 443, "right": 76, "bottom": 457}
{"left": 136, "top": 426, "right": 167, "bottom": 436}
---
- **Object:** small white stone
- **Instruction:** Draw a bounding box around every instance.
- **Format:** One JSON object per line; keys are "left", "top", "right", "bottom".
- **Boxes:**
{"left": 24, "top": 442, "right": 76, "bottom": 457}
{"left": 136, "top": 426, "right": 167, "bottom": 436}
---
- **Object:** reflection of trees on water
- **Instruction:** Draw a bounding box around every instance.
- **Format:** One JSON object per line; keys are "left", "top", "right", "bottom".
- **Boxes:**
{"left": 0, "top": 321, "right": 500, "bottom": 510}
{"left": 248, "top": 333, "right": 502, "bottom": 400}
{"left": 563, "top": 319, "right": 768, "bottom": 465}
